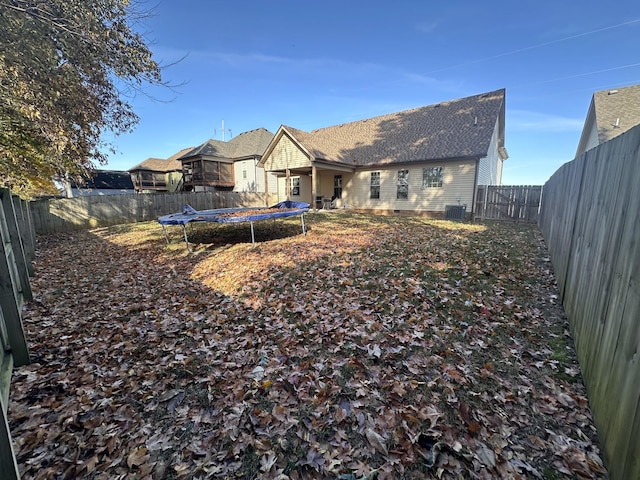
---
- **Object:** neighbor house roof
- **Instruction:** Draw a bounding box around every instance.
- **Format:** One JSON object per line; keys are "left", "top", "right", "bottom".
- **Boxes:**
{"left": 593, "top": 84, "right": 640, "bottom": 142}
{"left": 179, "top": 128, "right": 274, "bottom": 161}
{"left": 576, "top": 84, "right": 640, "bottom": 156}
{"left": 265, "top": 89, "right": 506, "bottom": 167}
{"left": 73, "top": 170, "right": 134, "bottom": 190}
{"left": 128, "top": 147, "right": 193, "bottom": 172}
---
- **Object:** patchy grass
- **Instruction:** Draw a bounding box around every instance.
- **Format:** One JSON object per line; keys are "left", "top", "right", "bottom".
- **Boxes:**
{"left": 10, "top": 212, "right": 607, "bottom": 479}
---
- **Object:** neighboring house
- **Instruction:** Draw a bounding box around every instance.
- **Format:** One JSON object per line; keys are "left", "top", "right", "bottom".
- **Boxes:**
{"left": 128, "top": 147, "right": 192, "bottom": 193}
{"left": 179, "top": 128, "right": 276, "bottom": 193}
{"left": 67, "top": 170, "right": 135, "bottom": 197}
{"left": 575, "top": 83, "right": 640, "bottom": 157}
{"left": 259, "top": 88, "right": 508, "bottom": 215}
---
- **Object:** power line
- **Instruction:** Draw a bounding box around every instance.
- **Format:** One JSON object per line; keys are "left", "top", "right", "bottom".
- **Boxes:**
{"left": 427, "top": 18, "right": 640, "bottom": 74}
{"left": 511, "top": 62, "right": 640, "bottom": 89}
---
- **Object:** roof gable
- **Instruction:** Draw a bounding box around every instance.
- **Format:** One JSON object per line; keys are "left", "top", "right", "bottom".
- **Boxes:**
{"left": 180, "top": 128, "right": 274, "bottom": 161}
{"left": 264, "top": 89, "right": 505, "bottom": 167}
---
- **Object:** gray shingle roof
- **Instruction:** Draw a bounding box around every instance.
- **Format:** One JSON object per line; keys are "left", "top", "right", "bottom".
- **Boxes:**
{"left": 128, "top": 147, "right": 193, "bottom": 172}
{"left": 593, "top": 84, "right": 640, "bottom": 143}
{"left": 74, "top": 170, "right": 134, "bottom": 190}
{"left": 279, "top": 89, "right": 505, "bottom": 166}
{"left": 179, "top": 127, "right": 274, "bottom": 160}
{"left": 228, "top": 127, "right": 275, "bottom": 157}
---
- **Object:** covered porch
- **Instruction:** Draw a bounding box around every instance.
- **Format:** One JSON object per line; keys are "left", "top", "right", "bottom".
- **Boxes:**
{"left": 265, "top": 161, "right": 354, "bottom": 210}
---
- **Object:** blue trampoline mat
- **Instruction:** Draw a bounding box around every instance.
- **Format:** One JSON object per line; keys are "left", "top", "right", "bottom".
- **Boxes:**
{"left": 158, "top": 201, "right": 310, "bottom": 226}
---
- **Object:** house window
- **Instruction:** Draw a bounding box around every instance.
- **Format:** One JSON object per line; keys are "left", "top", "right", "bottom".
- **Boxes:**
{"left": 397, "top": 169, "right": 409, "bottom": 199}
{"left": 334, "top": 175, "right": 342, "bottom": 199}
{"left": 370, "top": 172, "right": 380, "bottom": 199}
{"left": 242, "top": 163, "right": 247, "bottom": 179}
{"left": 290, "top": 176, "right": 300, "bottom": 196}
{"left": 423, "top": 166, "right": 443, "bottom": 188}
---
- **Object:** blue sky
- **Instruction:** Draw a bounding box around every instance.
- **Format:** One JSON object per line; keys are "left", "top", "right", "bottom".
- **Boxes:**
{"left": 103, "top": 1, "right": 640, "bottom": 185}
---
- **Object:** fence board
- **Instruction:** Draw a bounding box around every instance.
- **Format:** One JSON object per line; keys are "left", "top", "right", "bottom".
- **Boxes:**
{"left": 0, "top": 187, "right": 31, "bottom": 480}
{"left": 476, "top": 185, "right": 542, "bottom": 223}
{"left": 0, "top": 394, "right": 20, "bottom": 480}
{"left": 30, "top": 191, "right": 278, "bottom": 234}
{"left": 1, "top": 193, "right": 32, "bottom": 301}
{"left": 538, "top": 156, "right": 586, "bottom": 300}
{"left": 11, "top": 196, "right": 35, "bottom": 276}
{"left": 0, "top": 192, "right": 30, "bottom": 367}
{"left": 539, "top": 123, "right": 640, "bottom": 480}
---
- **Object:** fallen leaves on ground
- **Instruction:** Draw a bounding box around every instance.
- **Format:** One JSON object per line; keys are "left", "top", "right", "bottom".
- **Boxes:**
{"left": 9, "top": 212, "right": 607, "bottom": 479}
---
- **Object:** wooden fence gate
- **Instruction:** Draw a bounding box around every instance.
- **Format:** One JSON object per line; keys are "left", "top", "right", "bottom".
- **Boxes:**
{"left": 475, "top": 185, "right": 543, "bottom": 223}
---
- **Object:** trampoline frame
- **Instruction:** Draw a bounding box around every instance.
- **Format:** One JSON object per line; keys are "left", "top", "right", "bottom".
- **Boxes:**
{"left": 158, "top": 201, "right": 309, "bottom": 252}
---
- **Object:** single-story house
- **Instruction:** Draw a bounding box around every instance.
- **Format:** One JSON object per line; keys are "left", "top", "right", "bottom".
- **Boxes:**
{"left": 575, "top": 83, "right": 640, "bottom": 157}
{"left": 128, "top": 147, "right": 193, "bottom": 193}
{"left": 179, "top": 128, "right": 276, "bottom": 193}
{"left": 66, "top": 170, "right": 135, "bottom": 197}
{"left": 258, "top": 88, "right": 508, "bottom": 216}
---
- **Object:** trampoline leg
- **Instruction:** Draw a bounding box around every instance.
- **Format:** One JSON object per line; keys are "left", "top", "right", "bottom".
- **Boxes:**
{"left": 250, "top": 221, "right": 255, "bottom": 246}
{"left": 162, "top": 224, "right": 170, "bottom": 244}
{"left": 301, "top": 213, "right": 307, "bottom": 236}
{"left": 182, "top": 225, "right": 192, "bottom": 253}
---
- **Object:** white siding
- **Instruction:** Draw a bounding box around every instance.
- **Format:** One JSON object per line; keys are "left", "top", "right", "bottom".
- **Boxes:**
{"left": 477, "top": 117, "right": 502, "bottom": 185}
{"left": 313, "top": 172, "right": 354, "bottom": 208}
{"left": 262, "top": 134, "right": 311, "bottom": 171}
{"left": 584, "top": 120, "right": 599, "bottom": 151}
{"left": 233, "top": 159, "right": 259, "bottom": 192}
{"left": 345, "top": 160, "right": 476, "bottom": 212}
{"left": 276, "top": 174, "right": 314, "bottom": 204}
{"left": 233, "top": 159, "right": 279, "bottom": 194}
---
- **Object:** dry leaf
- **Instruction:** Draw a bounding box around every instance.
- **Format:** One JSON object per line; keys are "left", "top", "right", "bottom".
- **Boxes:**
{"left": 8, "top": 215, "right": 606, "bottom": 479}
{"left": 365, "top": 428, "right": 388, "bottom": 456}
{"left": 127, "top": 446, "right": 149, "bottom": 469}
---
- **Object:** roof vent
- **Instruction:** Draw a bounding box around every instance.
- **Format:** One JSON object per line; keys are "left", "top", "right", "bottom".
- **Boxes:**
{"left": 608, "top": 90, "right": 619, "bottom": 95}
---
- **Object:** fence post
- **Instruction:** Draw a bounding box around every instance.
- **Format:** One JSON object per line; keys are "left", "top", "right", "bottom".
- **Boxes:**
{"left": 0, "top": 190, "right": 30, "bottom": 367}
{"left": 1, "top": 193, "right": 32, "bottom": 301}
{"left": 0, "top": 390, "right": 20, "bottom": 480}
{"left": 0, "top": 188, "right": 30, "bottom": 480}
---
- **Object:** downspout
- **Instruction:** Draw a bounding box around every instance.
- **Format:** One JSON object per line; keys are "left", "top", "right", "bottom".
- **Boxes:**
{"left": 471, "top": 158, "right": 480, "bottom": 220}
{"left": 254, "top": 155, "right": 258, "bottom": 193}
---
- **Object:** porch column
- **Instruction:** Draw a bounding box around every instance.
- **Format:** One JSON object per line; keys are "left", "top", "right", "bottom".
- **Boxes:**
{"left": 263, "top": 168, "right": 269, "bottom": 206}
{"left": 311, "top": 164, "right": 318, "bottom": 211}
{"left": 285, "top": 168, "right": 290, "bottom": 201}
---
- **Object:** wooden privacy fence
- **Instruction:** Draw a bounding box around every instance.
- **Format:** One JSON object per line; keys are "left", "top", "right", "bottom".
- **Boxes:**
{"left": 475, "top": 185, "right": 542, "bottom": 223}
{"left": 539, "top": 124, "right": 640, "bottom": 480}
{"left": 0, "top": 188, "right": 34, "bottom": 479}
{"left": 30, "top": 191, "right": 279, "bottom": 234}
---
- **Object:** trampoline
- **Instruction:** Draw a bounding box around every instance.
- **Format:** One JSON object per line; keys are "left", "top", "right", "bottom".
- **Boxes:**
{"left": 158, "top": 200, "right": 310, "bottom": 251}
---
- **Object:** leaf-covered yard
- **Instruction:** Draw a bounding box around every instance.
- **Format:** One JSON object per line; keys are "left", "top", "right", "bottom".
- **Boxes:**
{"left": 9, "top": 212, "right": 607, "bottom": 479}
